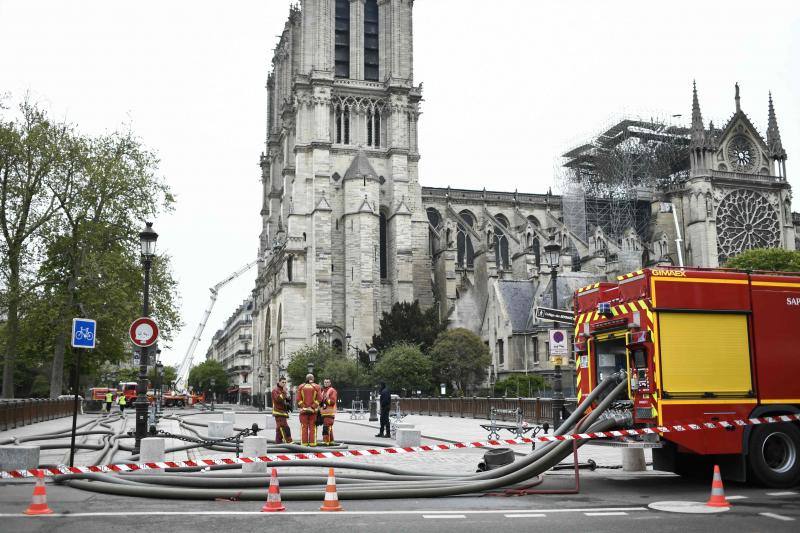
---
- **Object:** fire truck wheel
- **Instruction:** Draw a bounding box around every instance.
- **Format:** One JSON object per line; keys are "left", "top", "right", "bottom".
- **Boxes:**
{"left": 748, "top": 423, "right": 800, "bottom": 488}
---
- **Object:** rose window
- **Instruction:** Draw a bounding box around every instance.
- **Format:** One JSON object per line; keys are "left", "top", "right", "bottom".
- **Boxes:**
{"left": 716, "top": 189, "right": 780, "bottom": 263}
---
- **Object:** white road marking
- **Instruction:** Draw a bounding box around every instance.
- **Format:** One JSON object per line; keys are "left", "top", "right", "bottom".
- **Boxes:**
{"left": 724, "top": 495, "right": 748, "bottom": 500}
{"left": 423, "top": 515, "right": 466, "bottom": 519}
{"left": 505, "top": 514, "right": 547, "bottom": 518}
{"left": 0, "top": 507, "right": 647, "bottom": 518}
{"left": 766, "top": 491, "right": 798, "bottom": 496}
{"left": 585, "top": 512, "right": 628, "bottom": 516}
{"left": 759, "top": 512, "right": 795, "bottom": 522}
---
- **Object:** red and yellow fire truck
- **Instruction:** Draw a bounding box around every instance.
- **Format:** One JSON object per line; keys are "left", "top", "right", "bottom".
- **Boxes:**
{"left": 574, "top": 267, "right": 800, "bottom": 487}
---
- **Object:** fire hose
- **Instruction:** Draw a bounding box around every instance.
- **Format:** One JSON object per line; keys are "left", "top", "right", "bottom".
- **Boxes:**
{"left": 51, "top": 371, "right": 630, "bottom": 500}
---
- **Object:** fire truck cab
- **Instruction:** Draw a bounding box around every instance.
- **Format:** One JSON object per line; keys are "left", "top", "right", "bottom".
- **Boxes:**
{"left": 574, "top": 267, "right": 800, "bottom": 487}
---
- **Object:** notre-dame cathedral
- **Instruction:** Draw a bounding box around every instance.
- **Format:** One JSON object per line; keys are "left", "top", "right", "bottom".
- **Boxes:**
{"left": 250, "top": 0, "right": 796, "bottom": 392}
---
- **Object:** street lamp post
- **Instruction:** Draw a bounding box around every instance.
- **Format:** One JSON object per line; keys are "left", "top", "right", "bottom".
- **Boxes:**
{"left": 210, "top": 378, "right": 216, "bottom": 411}
{"left": 134, "top": 221, "right": 158, "bottom": 454}
{"left": 544, "top": 234, "right": 563, "bottom": 429}
{"left": 155, "top": 361, "right": 163, "bottom": 416}
{"left": 367, "top": 347, "right": 378, "bottom": 422}
{"left": 258, "top": 370, "right": 264, "bottom": 412}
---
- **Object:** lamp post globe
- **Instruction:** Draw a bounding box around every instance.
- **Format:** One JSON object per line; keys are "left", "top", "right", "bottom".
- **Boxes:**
{"left": 367, "top": 347, "right": 378, "bottom": 364}
{"left": 134, "top": 221, "right": 158, "bottom": 454}
{"left": 307, "top": 362, "right": 314, "bottom": 377}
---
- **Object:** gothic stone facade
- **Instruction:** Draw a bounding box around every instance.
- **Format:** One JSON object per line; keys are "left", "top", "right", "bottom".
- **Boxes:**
{"left": 251, "top": 1, "right": 798, "bottom": 392}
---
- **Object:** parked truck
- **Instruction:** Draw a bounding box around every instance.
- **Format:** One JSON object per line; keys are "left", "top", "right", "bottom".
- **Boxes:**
{"left": 573, "top": 267, "right": 800, "bottom": 487}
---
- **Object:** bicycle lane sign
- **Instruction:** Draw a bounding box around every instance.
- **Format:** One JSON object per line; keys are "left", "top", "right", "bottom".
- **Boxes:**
{"left": 71, "top": 318, "right": 96, "bottom": 349}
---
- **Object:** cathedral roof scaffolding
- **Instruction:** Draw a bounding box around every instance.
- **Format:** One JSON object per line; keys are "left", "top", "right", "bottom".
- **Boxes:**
{"left": 560, "top": 118, "right": 691, "bottom": 245}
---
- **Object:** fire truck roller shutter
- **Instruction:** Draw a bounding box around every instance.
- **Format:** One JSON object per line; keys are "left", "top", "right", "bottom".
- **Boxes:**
{"left": 658, "top": 312, "right": 752, "bottom": 396}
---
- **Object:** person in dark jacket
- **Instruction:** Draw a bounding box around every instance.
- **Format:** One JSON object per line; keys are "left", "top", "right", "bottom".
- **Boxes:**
{"left": 375, "top": 382, "right": 391, "bottom": 438}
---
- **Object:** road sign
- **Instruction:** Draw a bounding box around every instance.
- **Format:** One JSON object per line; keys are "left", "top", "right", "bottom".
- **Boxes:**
{"left": 132, "top": 351, "right": 141, "bottom": 366}
{"left": 536, "top": 306, "right": 575, "bottom": 325}
{"left": 549, "top": 329, "right": 569, "bottom": 357}
{"left": 71, "top": 318, "right": 96, "bottom": 349}
{"left": 129, "top": 317, "right": 159, "bottom": 347}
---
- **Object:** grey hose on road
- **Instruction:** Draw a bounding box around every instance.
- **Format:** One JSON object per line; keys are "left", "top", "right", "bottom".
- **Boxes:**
{"left": 56, "top": 372, "right": 631, "bottom": 500}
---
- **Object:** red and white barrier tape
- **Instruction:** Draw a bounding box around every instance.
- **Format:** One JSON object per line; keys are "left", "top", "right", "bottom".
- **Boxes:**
{"left": 2, "top": 413, "right": 798, "bottom": 479}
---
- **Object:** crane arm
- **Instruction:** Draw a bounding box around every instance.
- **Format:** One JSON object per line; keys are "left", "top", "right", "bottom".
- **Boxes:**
{"left": 174, "top": 259, "right": 258, "bottom": 390}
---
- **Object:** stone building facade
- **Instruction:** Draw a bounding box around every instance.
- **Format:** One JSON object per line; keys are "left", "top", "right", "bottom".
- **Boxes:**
{"left": 248, "top": 1, "right": 798, "bottom": 395}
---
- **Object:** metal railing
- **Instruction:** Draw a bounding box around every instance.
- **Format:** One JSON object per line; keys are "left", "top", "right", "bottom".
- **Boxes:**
{"left": 0, "top": 398, "right": 75, "bottom": 431}
{"left": 397, "top": 397, "right": 577, "bottom": 425}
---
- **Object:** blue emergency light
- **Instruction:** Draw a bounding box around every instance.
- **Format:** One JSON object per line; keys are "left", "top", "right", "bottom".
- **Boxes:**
{"left": 597, "top": 302, "right": 612, "bottom": 316}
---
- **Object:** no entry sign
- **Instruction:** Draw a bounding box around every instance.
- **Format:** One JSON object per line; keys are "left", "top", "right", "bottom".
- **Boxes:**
{"left": 129, "top": 317, "right": 159, "bottom": 347}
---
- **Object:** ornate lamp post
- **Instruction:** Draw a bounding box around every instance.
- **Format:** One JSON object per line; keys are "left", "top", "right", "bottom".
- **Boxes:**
{"left": 307, "top": 361, "right": 315, "bottom": 377}
{"left": 367, "top": 347, "right": 379, "bottom": 422}
{"left": 544, "top": 234, "right": 563, "bottom": 428}
{"left": 258, "top": 370, "right": 264, "bottom": 412}
{"left": 155, "top": 361, "right": 163, "bottom": 416}
{"left": 210, "top": 378, "right": 216, "bottom": 411}
{"left": 134, "top": 221, "right": 158, "bottom": 453}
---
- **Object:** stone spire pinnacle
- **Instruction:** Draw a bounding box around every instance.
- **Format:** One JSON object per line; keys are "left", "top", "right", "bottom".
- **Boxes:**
{"left": 767, "top": 91, "right": 787, "bottom": 160}
{"left": 735, "top": 82, "right": 741, "bottom": 113}
{"left": 690, "top": 80, "right": 707, "bottom": 149}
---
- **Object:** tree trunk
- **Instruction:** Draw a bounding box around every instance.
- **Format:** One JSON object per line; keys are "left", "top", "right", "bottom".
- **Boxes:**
{"left": 2, "top": 258, "right": 21, "bottom": 398}
{"left": 50, "top": 246, "right": 81, "bottom": 398}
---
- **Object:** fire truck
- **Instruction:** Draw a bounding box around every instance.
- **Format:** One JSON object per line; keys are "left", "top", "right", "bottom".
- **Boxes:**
{"left": 573, "top": 267, "right": 800, "bottom": 487}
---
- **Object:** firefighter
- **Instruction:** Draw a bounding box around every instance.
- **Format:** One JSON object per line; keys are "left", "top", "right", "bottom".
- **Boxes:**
{"left": 271, "top": 376, "right": 293, "bottom": 444}
{"left": 105, "top": 390, "right": 113, "bottom": 412}
{"left": 118, "top": 393, "right": 127, "bottom": 414}
{"left": 320, "top": 378, "right": 338, "bottom": 445}
{"left": 296, "top": 373, "right": 321, "bottom": 446}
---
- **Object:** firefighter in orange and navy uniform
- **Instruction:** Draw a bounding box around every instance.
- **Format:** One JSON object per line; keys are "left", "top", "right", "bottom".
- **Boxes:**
{"left": 271, "top": 376, "right": 293, "bottom": 444}
{"left": 296, "top": 374, "right": 322, "bottom": 446}
{"left": 320, "top": 378, "right": 338, "bottom": 445}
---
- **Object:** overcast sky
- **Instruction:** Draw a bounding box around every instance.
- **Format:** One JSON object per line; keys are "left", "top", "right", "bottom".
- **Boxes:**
{"left": 2, "top": 0, "right": 798, "bottom": 368}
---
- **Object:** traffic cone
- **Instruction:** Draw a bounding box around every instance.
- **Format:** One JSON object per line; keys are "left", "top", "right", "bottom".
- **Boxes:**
{"left": 705, "top": 464, "right": 731, "bottom": 508}
{"left": 24, "top": 470, "right": 53, "bottom": 515}
{"left": 319, "top": 467, "right": 343, "bottom": 512}
{"left": 261, "top": 468, "right": 286, "bottom": 512}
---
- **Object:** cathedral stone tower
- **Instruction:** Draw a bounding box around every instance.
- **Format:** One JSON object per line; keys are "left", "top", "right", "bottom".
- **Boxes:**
{"left": 253, "top": 1, "right": 430, "bottom": 386}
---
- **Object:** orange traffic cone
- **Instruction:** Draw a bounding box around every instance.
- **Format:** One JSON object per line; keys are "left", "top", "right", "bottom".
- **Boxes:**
{"left": 24, "top": 470, "right": 53, "bottom": 515}
{"left": 705, "top": 464, "right": 731, "bottom": 508}
{"left": 320, "top": 467, "right": 343, "bottom": 512}
{"left": 261, "top": 468, "right": 286, "bottom": 512}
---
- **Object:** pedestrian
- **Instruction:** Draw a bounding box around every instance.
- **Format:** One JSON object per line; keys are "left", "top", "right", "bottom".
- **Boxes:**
{"left": 271, "top": 376, "right": 293, "bottom": 444}
{"left": 296, "top": 373, "right": 321, "bottom": 446}
{"left": 105, "top": 390, "right": 113, "bottom": 413}
{"left": 375, "top": 381, "right": 391, "bottom": 438}
{"left": 320, "top": 378, "right": 338, "bottom": 445}
{"left": 118, "top": 393, "right": 127, "bottom": 414}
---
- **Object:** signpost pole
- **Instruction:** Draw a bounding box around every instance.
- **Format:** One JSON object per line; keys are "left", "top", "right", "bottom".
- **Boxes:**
{"left": 68, "top": 348, "right": 82, "bottom": 467}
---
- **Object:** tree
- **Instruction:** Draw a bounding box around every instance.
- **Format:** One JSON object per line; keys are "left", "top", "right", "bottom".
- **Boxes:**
{"left": 724, "top": 248, "right": 800, "bottom": 272}
{"left": 372, "top": 343, "right": 432, "bottom": 396}
{"left": 0, "top": 100, "right": 71, "bottom": 397}
{"left": 371, "top": 300, "right": 445, "bottom": 353}
{"left": 493, "top": 373, "right": 546, "bottom": 397}
{"left": 46, "top": 129, "right": 174, "bottom": 397}
{"left": 187, "top": 360, "right": 228, "bottom": 395}
{"left": 429, "top": 328, "right": 491, "bottom": 394}
{"left": 286, "top": 343, "right": 369, "bottom": 388}
{"left": 286, "top": 343, "right": 337, "bottom": 385}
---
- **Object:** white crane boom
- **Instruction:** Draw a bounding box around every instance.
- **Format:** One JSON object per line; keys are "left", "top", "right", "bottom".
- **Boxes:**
{"left": 174, "top": 259, "right": 258, "bottom": 390}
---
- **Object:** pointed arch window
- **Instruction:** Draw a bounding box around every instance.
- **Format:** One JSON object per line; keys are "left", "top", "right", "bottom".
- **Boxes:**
{"left": 335, "top": 0, "right": 350, "bottom": 78}
{"left": 286, "top": 255, "right": 293, "bottom": 281}
{"left": 457, "top": 211, "right": 476, "bottom": 268}
{"left": 335, "top": 103, "right": 351, "bottom": 144}
{"left": 366, "top": 107, "right": 381, "bottom": 147}
{"left": 494, "top": 215, "right": 510, "bottom": 270}
{"left": 532, "top": 236, "right": 541, "bottom": 269}
{"left": 364, "top": 0, "right": 379, "bottom": 81}
{"left": 379, "top": 211, "right": 388, "bottom": 279}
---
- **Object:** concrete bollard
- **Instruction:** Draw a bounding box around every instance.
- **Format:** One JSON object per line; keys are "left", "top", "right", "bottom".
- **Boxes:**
{"left": 396, "top": 429, "right": 421, "bottom": 447}
{"left": 0, "top": 445, "right": 40, "bottom": 471}
{"left": 622, "top": 448, "right": 646, "bottom": 471}
{"left": 242, "top": 436, "right": 268, "bottom": 473}
{"left": 207, "top": 421, "right": 234, "bottom": 439}
{"left": 222, "top": 412, "right": 236, "bottom": 424}
{"left": 140, "top": 438, "right": 165, "bottom": 464}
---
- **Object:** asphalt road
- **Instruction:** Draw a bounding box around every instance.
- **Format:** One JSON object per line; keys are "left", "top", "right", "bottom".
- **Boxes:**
{"left": 1, "top": 470, "right": 797, "bottom": 532}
